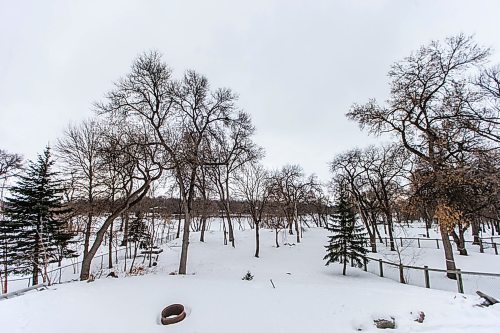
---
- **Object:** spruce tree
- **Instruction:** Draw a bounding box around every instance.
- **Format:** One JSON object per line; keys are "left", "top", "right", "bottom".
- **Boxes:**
{"left": 5, "top": 147, "right": 75, "bottom": 285}
{"left": 0, "top": 217, "right": 19, "bottom": 293}
{"left": 324, "top": 192, "right": 367, "bottom": 275}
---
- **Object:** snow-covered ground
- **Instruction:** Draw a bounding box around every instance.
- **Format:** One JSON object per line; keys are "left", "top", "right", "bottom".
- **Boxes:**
{"left": 1, "top": 227, "right": 499, "bottom": 332}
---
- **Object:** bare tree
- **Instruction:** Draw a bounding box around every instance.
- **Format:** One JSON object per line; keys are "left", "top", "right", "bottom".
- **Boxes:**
{"left": 207, "top": 111, "right": 262, "bottom": 247}
{"left": 78, "top": 118, "right": 163, "bottom": 280}
{"left": 96, "top": 51, "right": 245, "bottom": 274}
{"left": 360, "top": 144, "right": 409, "bottom": 251}
{"left": 347, "top": 34, "right": 495, "bottom": 279}
{"left": 56, "top": 119, "right": 102, "bottom": 264}
{"left": 269, "top": 165, "right": 318, "bottom": 243}
{"left": 235, "top": 163, "right": 270, "bottom": 257}
{"left": 330, "top": 149, "right": 382, "bottom": 253}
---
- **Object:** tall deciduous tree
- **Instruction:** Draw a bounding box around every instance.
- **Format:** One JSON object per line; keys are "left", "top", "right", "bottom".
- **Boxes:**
{"left": 78, "top": 119, "right": 163, "bottom": 280}
{"left": 235, "top": 163, "right": 270, "bottom": 258}
{"left": 97, "top": 51, "right": 247, "bottom": 275}
{"left": 56, "top": 119, "right": 102, "bottom": 265}
{"left": 347, "top": 34, "right": 496, "bottom": 279}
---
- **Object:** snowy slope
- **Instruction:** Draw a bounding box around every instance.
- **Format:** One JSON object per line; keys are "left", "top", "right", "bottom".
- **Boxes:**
{"left": 1, "top": 228, "right": 499, "bottom": 332}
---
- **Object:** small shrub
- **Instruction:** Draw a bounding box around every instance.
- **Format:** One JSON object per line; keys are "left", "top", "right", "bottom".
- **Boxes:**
{"left": 242, "top": 271, "right": 254, "bottom": 281}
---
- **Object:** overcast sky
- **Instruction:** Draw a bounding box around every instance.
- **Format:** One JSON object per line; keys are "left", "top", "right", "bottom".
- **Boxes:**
{"left": 1, "top": 0, "right": 499, "bottom": 181}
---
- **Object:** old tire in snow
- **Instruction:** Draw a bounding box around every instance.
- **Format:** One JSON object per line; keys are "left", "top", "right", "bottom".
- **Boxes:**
{"left": 161, "top": 304, "right": 186, "bottom": 325}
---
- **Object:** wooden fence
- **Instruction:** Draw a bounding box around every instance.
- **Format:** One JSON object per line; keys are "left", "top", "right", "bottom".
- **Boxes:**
{"left": 359, "top": 254, "right": 500, "bottom": 294}
{"left": 358, "top": 234, "right": 500, "bottom": 295}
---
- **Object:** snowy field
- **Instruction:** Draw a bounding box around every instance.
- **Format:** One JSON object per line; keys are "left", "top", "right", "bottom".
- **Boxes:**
{"left": 1, "top": 227, "right": 499, "bottom": 332}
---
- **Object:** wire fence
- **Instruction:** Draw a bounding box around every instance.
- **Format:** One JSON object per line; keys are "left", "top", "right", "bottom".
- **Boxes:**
{"left": 365, "top": 235, "right": 499, "bottom": 255}
{"left": 1, "top": 233, "right": 177, "bottom": 295}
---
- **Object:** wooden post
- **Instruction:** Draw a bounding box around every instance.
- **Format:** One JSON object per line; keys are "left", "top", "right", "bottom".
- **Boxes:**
{"left": 456, "top": 269, "right": 464, "bottom": 294}
{"left": 59, "top": 268, "right": 62, "bottom": 284}
{"left": 378, "top": 259, "right": 384, "bottom": 277}
{"left": 385, "top": 237, "right": 388, "bottom": 246}
{"left": 363, "top": 257, "right": 367, "bottom": 272}
{"left": 351, "top": 255, "right": 354, "bottom": 267}
{"left": 400, "top": 237, "right": 403, "bottom": 247}
{"left": 494, "top": 242, "right": 498, "bottom": 255}
{"left": 436, "top": 239, "right": 440, "bottom": 249}
{"left": 417, "top": 238, "right": 421, "bottom": 248}
{"left": 399, "top": 264, "right": 405, "bottom": 284}
{"left": 479, "top": 240, "right": 484, "bottom": 253}
{"left": 424, "top": 266, "right": 430, "bottom": 288}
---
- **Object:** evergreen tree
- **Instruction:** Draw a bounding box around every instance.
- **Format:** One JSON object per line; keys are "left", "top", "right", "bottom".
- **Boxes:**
{"left": 324, "top": 192, "right": 367, "bottom": 275}
{"left": 0, "top": 217, "right": 19, "bottom": 293}
{"left": 5, "top": 147, "right": 75, "bottom": 285}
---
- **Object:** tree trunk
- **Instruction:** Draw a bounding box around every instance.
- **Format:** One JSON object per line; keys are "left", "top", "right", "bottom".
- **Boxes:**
{"left": 451, "top": 229, "right": 468, "bottom": 256}
{"left": 80, "top": 181, "right": 150, "bottom": 280}
{"left": 357, "top": 203, "right": 375, "bottom": 247}
{"left": 294, "top": 202, "right": 300, "bottom": 243}
{"left": 3, "top": 240, "right": 8, "bottom": 293}
{"left": 439, "top": 224, "right": 458, "bottom": 279}
{"left": 176, "top": 213, "right": 181, "bottom": 239}
{"left": 226, "top": 211, "right": 235, "bottom": 247}
{"left": 342, "top": 254, "right": 347, "bottom": 276}
{"left": 33, "top": 222, "right": 40, "bottom": 285}
{"left": 84, "top": 212, "right": 92, "bottom": 257}
{"left": 369, "top": 233, "right": 377, "bottom": 253}
{"left": 472, "top": 220, "right": 481, "bottom": 245}
{"left": 224, "top": 179, "right": 235, "bottom": 247}
{"left": 129, "top": 242, "right": 138, "bottom": 274}
{"left": 254, "top": 221, "right": 260, "bottom": 258}
{"left": 200, "top": 216, "right": 207, "bottom": 242}
{"left": 178, "top": 206, "right": 191, "bottom": 275}
{"left": 385, "top": 212, "right": 396, "bottom": 251}
{"left": 108, "top": 221, "right": 113, "bottom": 268}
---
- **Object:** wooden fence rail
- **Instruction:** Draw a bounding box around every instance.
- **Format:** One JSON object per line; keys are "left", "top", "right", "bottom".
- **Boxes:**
{"left": 361, "top": 254, "right": 500, "bottom": 294}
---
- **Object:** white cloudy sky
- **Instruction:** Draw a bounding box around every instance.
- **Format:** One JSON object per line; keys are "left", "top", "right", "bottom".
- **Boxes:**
{"left": 1, "top": 0, "right": 499, "bottom": 180}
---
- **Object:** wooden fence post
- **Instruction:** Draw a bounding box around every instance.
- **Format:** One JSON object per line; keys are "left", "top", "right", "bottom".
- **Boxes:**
{"left": 378, "top": 259, "right": 384, "bottom": 277}
{"left": 400, "top": 237, "right": 403, "bottom": 247}
{"left": 424, "top": 266, "right": 430, "bottom": 288}
{"left": 494, "top": 242, "right": 498, "bottom": 255}
{"left": 363, "top": 257, "right": 367, "bottom": 272}
{"left": 399, "top": 264, "right": 405, "bottom": 284}
{"left": 436, "top": 239, "right": 440, "bottom": 249}
{"left": 456, "top": 269, "right": 464, "bottom": 294}
{"left": 417, "top": 238, "right": 421, "bottom": 248}
{"left": 385, "top": 237, "right": 388, "bottom": 246}
{"left": 479, "top": 240, "right": 484, "bottom": 253}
